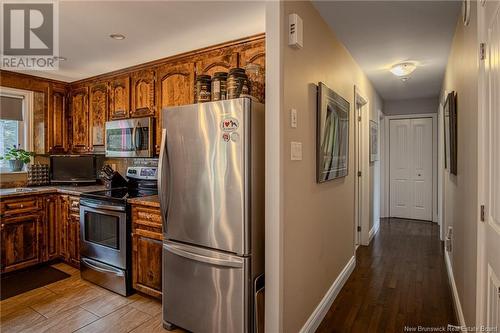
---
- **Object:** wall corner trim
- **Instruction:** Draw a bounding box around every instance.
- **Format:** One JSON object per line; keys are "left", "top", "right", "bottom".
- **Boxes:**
{"left": 445, "top": 251, "right": 466, "bottom": 327}
{"left": 299, "top": 255, "right": 356, "bottom": 333}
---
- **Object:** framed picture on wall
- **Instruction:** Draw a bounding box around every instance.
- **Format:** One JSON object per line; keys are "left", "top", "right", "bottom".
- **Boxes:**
{"left": 443, "top": 91, "right": 457, "bottom": 175}
{"left": 316, "top": 82, "right": 350, "bottom": 183}
{"left": 370, "top": 120, "right": 379, "bottom": 162}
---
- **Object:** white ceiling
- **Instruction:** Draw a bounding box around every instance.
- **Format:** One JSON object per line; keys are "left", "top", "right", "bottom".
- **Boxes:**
{"left": 313, "top": 1, "right": 461, "bottom": 101}
{"left": 16, "top": 1, "right": 266, "bottom": 82}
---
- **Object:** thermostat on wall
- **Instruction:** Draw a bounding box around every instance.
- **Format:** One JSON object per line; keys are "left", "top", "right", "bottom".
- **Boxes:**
{"left": 289, "top": 13, "right": 303, "bottom": 48}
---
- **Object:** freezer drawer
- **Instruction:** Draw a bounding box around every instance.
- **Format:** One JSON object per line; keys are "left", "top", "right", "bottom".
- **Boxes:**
{"left": 163, "top": 241, "right": 251, "bottom": 333}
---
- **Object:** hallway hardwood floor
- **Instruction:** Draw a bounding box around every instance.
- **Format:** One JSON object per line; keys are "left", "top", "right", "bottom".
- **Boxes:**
{"left": 316, "top": 218, "right": 457, "bottom": 333}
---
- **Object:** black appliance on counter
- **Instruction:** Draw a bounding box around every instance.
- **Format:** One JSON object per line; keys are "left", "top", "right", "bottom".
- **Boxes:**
{"left": 79, "top": 166, "right": 158, "bottom": 296}
{"left": 50, "top": 155, "right": 104, "bottom": 185}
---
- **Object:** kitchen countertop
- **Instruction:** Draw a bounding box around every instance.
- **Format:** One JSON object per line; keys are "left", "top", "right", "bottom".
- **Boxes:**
{"left": 127, "top": 195, "right": 160, "bottom": 208}
{"left": 0, "top": 184, "right": 106, "bottom": 199}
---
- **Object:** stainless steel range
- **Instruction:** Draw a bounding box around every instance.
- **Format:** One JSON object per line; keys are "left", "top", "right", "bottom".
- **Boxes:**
{"left": 79, "top": 166, "right": 158, "bottom": 296}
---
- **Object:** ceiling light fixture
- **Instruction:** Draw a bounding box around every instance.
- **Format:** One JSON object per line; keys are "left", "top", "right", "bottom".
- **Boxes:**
{"left": 390, "top": 62, "right": 417, "bottom": 77}
{"left": 53, "top": 56, "right": 67, "bottom": 61}
{"left": 109, "top": 33, "right": 126, "bottom": 40}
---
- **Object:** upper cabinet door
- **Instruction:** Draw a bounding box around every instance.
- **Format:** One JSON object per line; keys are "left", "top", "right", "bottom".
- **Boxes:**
{"left": 71, "top": 87, "right": 89, "bottom": 153}
{"left": 238, "top": 39, "right": 265, "bottom": 70}
{"left": 131, "top": 69, "right": 155, "bottom": 118}
{"left": 195, "top": 49, "right": 238, "bottom": 77}
{"left": 89, "top": 82, "right": 108, "bottom": 152}
{"left": 155, "top": 62, "right": 195, "bottom": 153}
{"left": 48, "top": 86, "right": 67, "bottom": 153}
{"left": 109, "top": 76, "right": 130, "bottom": 120}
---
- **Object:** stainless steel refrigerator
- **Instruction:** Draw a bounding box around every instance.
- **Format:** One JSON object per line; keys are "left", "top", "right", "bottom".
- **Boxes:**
{"left": 159, "top": 97, "right": 265, "bottom": 333}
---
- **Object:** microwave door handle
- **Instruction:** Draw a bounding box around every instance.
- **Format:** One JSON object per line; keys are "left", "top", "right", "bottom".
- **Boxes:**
{"left": 132, "top": 126, "right": 138, "bottom": 150}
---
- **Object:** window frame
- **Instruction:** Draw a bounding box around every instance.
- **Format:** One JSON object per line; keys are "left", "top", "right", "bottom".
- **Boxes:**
{"left": 0, "top": 87, "right": 34, "bottom": 174}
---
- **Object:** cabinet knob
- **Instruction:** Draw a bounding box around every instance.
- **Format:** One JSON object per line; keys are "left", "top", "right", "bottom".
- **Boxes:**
{"left": 20, "top": 204, "right": 24, "bottom": 208}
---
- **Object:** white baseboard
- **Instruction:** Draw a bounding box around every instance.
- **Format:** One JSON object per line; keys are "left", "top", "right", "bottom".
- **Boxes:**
{"left": 369, "top": 222, "right": 380, "bottom": 243}
{"left": 444, "top": 252, "right": 466, "bottom": 327}
{"left": 299, "top": 256, "right": 356, "bottom": 333}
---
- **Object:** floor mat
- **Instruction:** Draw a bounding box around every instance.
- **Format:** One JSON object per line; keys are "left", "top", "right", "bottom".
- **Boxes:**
{"left": 1, "top": 265, "right": 71, "bottom": 300}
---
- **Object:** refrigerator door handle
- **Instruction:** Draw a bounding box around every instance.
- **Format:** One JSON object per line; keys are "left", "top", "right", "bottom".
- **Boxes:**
{"left": 158, "top": 129, "right": 169, "bottom": 226}
{"left": 164, "top": 243, "right": 244, "bottom": 268}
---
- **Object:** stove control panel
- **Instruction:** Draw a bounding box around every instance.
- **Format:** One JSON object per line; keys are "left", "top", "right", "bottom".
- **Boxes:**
{"left": 126, "top": 167, "right": 158, "bottom": 180}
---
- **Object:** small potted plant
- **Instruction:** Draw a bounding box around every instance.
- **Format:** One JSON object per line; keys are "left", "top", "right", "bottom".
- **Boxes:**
{"left": 0, "top": 145, "right": 35, "bottom": 172}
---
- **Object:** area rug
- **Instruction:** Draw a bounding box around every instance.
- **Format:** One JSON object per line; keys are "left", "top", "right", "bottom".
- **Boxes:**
{"left": 1, "top": 265, "right": 70, "bottom": 300}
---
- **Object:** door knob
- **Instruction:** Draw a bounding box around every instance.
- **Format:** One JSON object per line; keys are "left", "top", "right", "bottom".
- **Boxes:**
{"left": 418, "top": 174, "right": 421, "bottom": 177}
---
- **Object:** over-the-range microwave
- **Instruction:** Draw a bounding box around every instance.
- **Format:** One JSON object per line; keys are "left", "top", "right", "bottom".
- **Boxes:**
{"left": 105, "top": 117, "right": 154, "bottom": 158}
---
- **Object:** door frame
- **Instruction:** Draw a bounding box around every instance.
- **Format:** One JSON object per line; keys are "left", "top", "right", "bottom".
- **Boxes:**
{"left": 384, "top": 113, "right": 438, "bottom": 222}
{"left": 475, "top": 0, "right": 499, "bottom": 326}
{"left": 354, "top": 86, "right": 370, "bottom": 246}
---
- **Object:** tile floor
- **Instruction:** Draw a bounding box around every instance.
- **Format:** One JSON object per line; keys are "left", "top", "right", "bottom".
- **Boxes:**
{"left": 0, "top": 263, "right": 184, "bottom": 333}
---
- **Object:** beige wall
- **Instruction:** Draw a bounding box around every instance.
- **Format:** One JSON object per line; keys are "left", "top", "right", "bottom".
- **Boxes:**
{"left": 441, "top": 3, "right": 478, "bottom": 325}
{"left": 281, "top": 1, "right": 382, "bottom": 331}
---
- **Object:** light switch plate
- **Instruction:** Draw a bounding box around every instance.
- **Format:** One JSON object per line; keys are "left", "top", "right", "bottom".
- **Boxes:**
{"left": 290, "top": 109, "right": 297, "bottom": 128}
{"left": 291, "top": 141, "right": 302, "bottom": 161}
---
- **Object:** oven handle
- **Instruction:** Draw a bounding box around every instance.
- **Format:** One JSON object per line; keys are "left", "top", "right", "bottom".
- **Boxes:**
{"left": 80, "top": 200, "right": 126, "bottom": 212}
{"left": 82, "top": 258, "right": 125, "bottom": 276}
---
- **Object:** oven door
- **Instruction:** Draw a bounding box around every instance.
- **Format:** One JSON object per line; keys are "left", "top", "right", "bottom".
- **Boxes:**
{"left": 105, "top": 117, "right": 153, "bottom": 157}
{"left": 80, "top": 203, "right": 127, "bottom": 269}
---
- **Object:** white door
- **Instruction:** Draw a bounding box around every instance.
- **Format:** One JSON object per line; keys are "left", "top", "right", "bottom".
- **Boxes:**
{"left": 480, "top": 0, "right": 500, "bottom": 327}
{"left": 390, "top": 118, "right": 433, "bottom": 220}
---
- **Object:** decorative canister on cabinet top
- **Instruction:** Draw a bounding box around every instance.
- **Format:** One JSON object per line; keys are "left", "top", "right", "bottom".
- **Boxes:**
{"left": 211, "top": 72, "right": 228, "bottom": 101}
{"left": 245, "top": 63, "right": 265, "bottom": 103}
{"left": 195, "top": 75, "right": 212, "bottom": 103}
{"left": 227, "top": 68, "right": 250, "bottom": 100}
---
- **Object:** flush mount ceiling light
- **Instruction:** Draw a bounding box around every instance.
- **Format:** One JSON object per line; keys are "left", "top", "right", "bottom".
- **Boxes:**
{"left": 390, "top": 62, "right": 417, "bottom": 77}
{"left": 109, "top": 33, "right": 126, "bottom": 40}
{"left": 53, "top": 56, "right": 67, "bottom": 61}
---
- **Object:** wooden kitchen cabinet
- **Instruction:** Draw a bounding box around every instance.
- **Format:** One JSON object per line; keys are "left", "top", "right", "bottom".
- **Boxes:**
{"left": 58, "top": 195, "right": 80, "bottom": 268}
{"left": 131, "top": 204, "right": 162, "bottom": 299}
{"left": 71, "top": 87, "right": 89, "bottom": 153}
{"left": 67, "top": 213, "right": 80, "bottom": 268}
{"left": 155, "top": 62, "right": 195, "bottom": 153}
{"left": 89, "top": 82, "right": 108, "bottom": 153}
{"left": 48, "top": 86, "right": 68, "bottom": 153}
{"left": 132, "top": 234, "right": 162, "bottom": 298}
{"left": 1, "top": 213, "right": 42, "bottom": 273}
{"left": 195, "top": 49, "right": 238, "bottom": 77}
{"left": 42, "top": 195, "right": 59, "bottom": 261}
{"left": 238, "top": 39, "right": 265, "bottom": 70}
{"left": 131, "top": 69, "right": 155, "bottom": 118}
{"left": 109, "top": 76, "right": 130, "bottom": 120}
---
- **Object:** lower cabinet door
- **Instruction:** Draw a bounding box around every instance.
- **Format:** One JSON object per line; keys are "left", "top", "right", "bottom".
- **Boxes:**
{"left": 132, "top": 233, "right": 162, "bottom": 298}
{"left": 68, "top": 214, "right": 80, "bottom": 268}
{"left": 1, "top": 214, "right": 41, "bottom": 272}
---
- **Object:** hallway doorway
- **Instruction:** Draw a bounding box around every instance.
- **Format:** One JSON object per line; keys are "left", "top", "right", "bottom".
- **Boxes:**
{"left": 316, "top": 218, "right": 457, "bottom": 332}
{"left": 389, "top": 117, "right": 433, "bottom": 221}
{"left": 384, "top": 114, "right": 438, "bottom": 222}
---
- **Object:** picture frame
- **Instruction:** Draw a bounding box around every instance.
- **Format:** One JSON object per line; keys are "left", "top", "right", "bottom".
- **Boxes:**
{"left": 443, "top": 91, "right": 457, "bottom": 175}
{"left": 316, "top": 82, "right": 350, "bottom": 183}
{"left": 370, "top": 120, "right": 378, "bottom": 162}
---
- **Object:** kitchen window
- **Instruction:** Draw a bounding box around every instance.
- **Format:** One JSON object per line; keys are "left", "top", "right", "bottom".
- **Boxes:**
{"left": 0, "top": 88, "right": 32, "bottom": 173}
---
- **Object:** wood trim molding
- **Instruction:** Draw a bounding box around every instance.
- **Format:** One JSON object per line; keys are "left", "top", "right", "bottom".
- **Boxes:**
{"left": 70, "top": 33, "right": 265, "bottom": 86}
{"left": 299, "top": 256, "right": 356, "bottom": 333}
